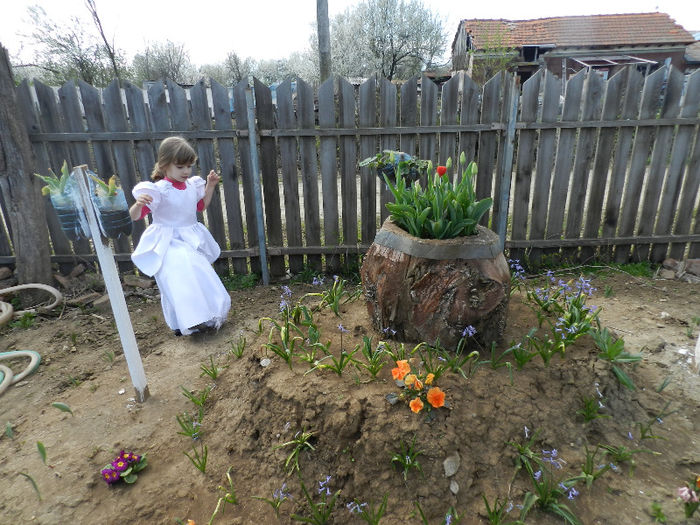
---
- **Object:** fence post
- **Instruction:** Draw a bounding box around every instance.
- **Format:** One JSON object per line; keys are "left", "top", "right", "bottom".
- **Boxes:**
{"left": 495, "top": 73, "right": 519, "bottom": 251}
{"left": 245, "top": 82, "right": 269, "bottom": 285}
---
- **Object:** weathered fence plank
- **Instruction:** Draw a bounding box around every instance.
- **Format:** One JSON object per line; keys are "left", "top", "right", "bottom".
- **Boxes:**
{"left": 379, "top": 78, "right": 397, "bottom": 223}
{"left": 123, "top": 81, "right": 155, "bottom": 183}
{"left": 669, "top": 70, "right": 700, "bottom": 260}
{"left": 439, "top": 73, "right": 460, "bottom": 174}
{"left": 602, "top": 67, "right": 644, "bottom": 260}
{"left": 318, "top": 76, "right": 340, "bottom": 273}
{"left": 250, "top": 79, "right": 284, "bottom": 277}
{"left": 359, "top": 77, "right": 377, "bottom": 244}
{"left": 210, "top": 79, "right": 247, "bottom": 274}
{"left": 234, "top": 78, "right": 260, "bottom": 274}
{"left": 419, "top": 76, "right": 438, "bottom": 169}
{"left": 276, "top": 79, "right": 304, "bottom": 274}
{"left": 477, "top": 72, "right": 503, "bottom": 226}
{"left": 399, "top": 76, "right": 418, "bottom": 157}
{"left": 458, "top": 73, "right": 481, "bottom": 179}
{"left": 615, "top": 66, "right": 665, "bottom": 263}
{"left": 510, "top": 70, "right": 543, "bottom": 264}
{"left": 634, "top": 67, "right": 684, "bottom": 261}
{"left": 528, "top": 70, "right": 561, "bottom": 265}
{"left": 338, "top": 77, "right": 359, "bottom": 269}
{"left": 297, "top": 78, "right": 322, "bottom": 271}
{"left": 580, "top": 70, "right": 626, "bottom": 264}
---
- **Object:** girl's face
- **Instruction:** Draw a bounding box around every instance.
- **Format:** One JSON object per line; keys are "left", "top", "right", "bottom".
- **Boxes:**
{"left": 164, "top": 162, "right": 193, "bottom": 183}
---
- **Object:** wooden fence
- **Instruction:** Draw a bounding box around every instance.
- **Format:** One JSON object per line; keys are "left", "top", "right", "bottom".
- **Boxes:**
{"left": 1, "top": 67, "right": 699, "bottom": 278}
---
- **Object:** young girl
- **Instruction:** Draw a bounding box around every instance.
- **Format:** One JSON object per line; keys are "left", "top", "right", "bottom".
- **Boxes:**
{"left": 129, "top": 136, "right": 231, "bottom": 336}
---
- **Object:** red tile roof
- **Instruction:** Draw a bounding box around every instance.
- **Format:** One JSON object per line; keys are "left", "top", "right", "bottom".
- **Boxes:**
{"left": 459, "top": 13, "right": 695, "bottom": 49}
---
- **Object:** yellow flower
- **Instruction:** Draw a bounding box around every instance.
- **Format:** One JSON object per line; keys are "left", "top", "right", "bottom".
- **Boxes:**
{"left": 425, "top": 373, "right": 434, "bottom": 385}
{"left": 404, "top": 374, "right": 416, "bottom": 386}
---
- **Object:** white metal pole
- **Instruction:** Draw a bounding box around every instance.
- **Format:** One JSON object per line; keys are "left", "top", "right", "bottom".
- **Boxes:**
{"left": 73, "top": 165, "right": 150, "bottom": 402}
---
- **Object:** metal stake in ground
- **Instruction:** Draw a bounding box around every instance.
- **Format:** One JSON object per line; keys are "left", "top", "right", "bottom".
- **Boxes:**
{"left": 73, "top": 165, "right": 149, "bottom": 402}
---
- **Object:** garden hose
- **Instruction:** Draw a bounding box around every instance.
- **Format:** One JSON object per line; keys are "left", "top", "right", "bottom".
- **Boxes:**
{"left": 0, "top": 351, "right": 42, "bottom": 396}
{"left": 0, "top": 283, "right": 63, "bottom": 324}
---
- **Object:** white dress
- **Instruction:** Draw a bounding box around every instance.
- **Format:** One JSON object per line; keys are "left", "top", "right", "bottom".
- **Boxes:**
{"left": 131, "top": 176, "right": 231, "bottom": 335}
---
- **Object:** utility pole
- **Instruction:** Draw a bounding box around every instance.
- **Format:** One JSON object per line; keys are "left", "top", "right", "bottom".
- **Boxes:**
{"left": 317, "top": 0, "right": 332, "bottom": 82}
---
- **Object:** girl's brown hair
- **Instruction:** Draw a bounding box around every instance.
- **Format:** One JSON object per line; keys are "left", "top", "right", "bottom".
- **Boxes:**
{"left": 150, "top": 137, "right": 197, "bottom": 181}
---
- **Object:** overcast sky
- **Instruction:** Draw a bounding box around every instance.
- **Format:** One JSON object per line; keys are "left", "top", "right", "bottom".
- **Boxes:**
{"left": 1, "top": 0, "right": 698, "bottom": 66}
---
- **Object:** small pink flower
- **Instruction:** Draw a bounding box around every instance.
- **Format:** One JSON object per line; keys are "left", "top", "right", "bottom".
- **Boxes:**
{"left": 677, "top": 486, "right": 699, "bottom": 502}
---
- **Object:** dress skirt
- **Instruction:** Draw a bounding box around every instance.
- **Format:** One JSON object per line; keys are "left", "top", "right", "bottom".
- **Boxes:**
{"left": 154, "top": 237, "right": 231, "bottom": 335}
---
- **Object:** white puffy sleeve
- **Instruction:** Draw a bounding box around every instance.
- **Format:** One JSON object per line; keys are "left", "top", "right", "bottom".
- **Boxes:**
{"left": 132, "top": 181, "right": 162, "bottom": 212}
{"left": 188, "top": 176, "right": 206, "bottom": 201}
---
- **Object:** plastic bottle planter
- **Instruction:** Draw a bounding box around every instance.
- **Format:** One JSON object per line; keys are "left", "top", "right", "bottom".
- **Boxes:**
{"left": 91, "top": 188, "right": 133, "bottom": 239}
{"left": 48, "top": 191, "right": 89, "bottom": 242}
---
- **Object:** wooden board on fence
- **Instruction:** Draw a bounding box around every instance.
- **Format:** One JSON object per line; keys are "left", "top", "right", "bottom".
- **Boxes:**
{"left": 123, "top": 82, "right": 156, "bottom": 184}
{"left": 234, "top": 78, "right": 260, "bottom": 274}
{"left": 379, "top": 78, "right": 397, "bottom": 223}
{"left": 57, "top": 81, "right": 94, "bottom": 255}
{"left": 276, "top": 79, "right": 304, "bottom": 274}
{"left": 318, "top": 77, "right": 340, "bottom": 273}
{"left": 528, "top": 70, "right": 561, "bottom": 266}
{"left": 210, "top": 79, "right": 247, "bottom": 275}
{"left": 635, "top": 67, "right": 684, "bottom": 262}
{"left": 545, "top": 70, "right": 585, "bottom": 262}
{"left": 580, "top": 70, "right": 626, "bottom": 264}
{"left": 602, "top": 67, "right": 644, "bottom": 260}
{"left": 477, "top": 73, "right": 502, "bottom": 226}
{"left": 510, "top": 70, "right": 543, "bottom": 263}
{"left": 79, "top": 80, "right": 132, "bottom": 265}
{"left": 102, "top": 79, "right": 143, "bottom": 246}
{"left": 419, "top": 76, "right": 438, "bottom": 166}
{"left": 399, "top": 76, "right": 418, "bottom": 156}
{"left": 359, "top": 77, "right": 377, "bottom": 244}
{"left": 439, "top": 73, "right": 460, "bottom": 175}
{"left": 297, "top": 78, "right": 322, "bottom": 271}
{"left": 668, "top": 70, "right": 700, "bottom": 260}
{"left": 652, "top": 69, "right": 700, "bottom": 261}
{"left": 615, "top": 67, "right": 665, "bottom": 263}
{"left": 338, "top": 77, "right": 359, "bottom": 269}
{"left": 253, "top": 78, "right": 285, "bottom": 278}
{"left": 459, "top": 74, "right": 480, "bottom": 172}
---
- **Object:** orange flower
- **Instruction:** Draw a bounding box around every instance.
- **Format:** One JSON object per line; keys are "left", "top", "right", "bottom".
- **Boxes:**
{"left": 436, "top": 166, "right": 447, "bottom": 176}
{"left": 425, "top": 373, "right": 434, "bottom": 385}
{"left": 404, "top": 374, "right": 416, "bottom": 386}
{"left": 409, "top": 397, "right": 424, "bottom": 413}
{"left": 696, "top": 476, "right": 700, "bottom": 490}
{"left": 426, "top": 387, "right": 445, "bottom": 408}
{"left": 412, "top": 379, "right": 423, "bottom": 391}
{"left": 391, "top": 360, "right": 411, "bottom": 381}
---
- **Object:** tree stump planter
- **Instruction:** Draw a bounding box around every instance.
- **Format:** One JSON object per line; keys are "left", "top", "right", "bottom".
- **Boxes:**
{"left": 361, "top": 218, "right": 510, "bottom": 350}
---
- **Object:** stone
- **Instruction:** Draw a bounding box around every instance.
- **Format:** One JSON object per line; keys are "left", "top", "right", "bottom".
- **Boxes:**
{"left": 450, "top": 480, "right": 459, "bottom": 495}
{"left": 0, "top": 266, "right": 12, "bottom": 280}
{"left": 92, "top": 294, "right": 111, "bottom": 312}
{"left": 658, "top": 269, "right": 675, "bottom": 280}
{"left": 443, "top": 451, "right": 460, "bottom": 477}
{"left": 122, "top": 274, "right": 155, "bottom": 289}
{"left": 53, "top": 273, "right": 72, "bottom": 288}
{"left": 662, "top": 258, "right": 680, "bottom": 271}
{"left": 68, "top": 264, "right": 86, "bottom": 278}
{"left": 685, "top": 259, "right": 700, "bottom": 277}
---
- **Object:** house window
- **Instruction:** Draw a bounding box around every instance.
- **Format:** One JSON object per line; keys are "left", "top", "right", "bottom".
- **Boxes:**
{"left": 522, "top": 46, "right": 539, "bottom": 62}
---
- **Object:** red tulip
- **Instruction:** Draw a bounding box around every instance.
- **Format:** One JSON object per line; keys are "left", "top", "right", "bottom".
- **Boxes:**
{"left": 436, "top": 166, "right": 447, "bottom": 177}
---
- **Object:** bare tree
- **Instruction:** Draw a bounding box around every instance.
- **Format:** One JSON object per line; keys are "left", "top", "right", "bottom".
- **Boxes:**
{"left": 317, "top": 0, "right": 332, "bottom": 82}
{"left": 132, "top": 41, "right": 197, "bottom": 85}
{"left": 84, "top": 0, "right": 121, "bottom": 84}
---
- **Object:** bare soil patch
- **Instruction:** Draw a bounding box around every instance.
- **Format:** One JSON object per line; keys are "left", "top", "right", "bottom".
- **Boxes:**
{"left": 0, "top": 268, "right": 698, "bottom": 524}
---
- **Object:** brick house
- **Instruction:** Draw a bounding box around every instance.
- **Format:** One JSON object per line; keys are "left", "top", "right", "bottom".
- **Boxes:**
{"left": 451, "top": 13, "right": 695, "bottom": 81}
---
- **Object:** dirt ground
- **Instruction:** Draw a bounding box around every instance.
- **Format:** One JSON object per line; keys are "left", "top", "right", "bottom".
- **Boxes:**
{"left": 0, "top": 266, "right": 699, "bottom": 525}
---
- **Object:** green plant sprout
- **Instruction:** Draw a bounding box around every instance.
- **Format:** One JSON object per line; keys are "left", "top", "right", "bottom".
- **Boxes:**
{"left": 592, "top": 326, "right": 641, "bottom": 390}
{"left": 184, "top": 443, "right": 208, "bottom": 474}
{"left": 181, "top": 385, "right": 211, "bottom": 408}
{"left": 356, "top": 336, "right": 387, "bottom": 378}
{"left": 5, "top": 421, "right": 14, "bottom": 439}
{"left": 346, "top": 494, "right": 388, "bottom": 525}
{"left": 10, "top": 312, "right": 36, "bottom": 329}
{"left": 18, "top": 472, "right": 41, "bottom": 501}
{"left": 308, "top": 339, "right": 359, "bottom": 376}
{"left": 304, "top": 275, "right": 361, "bottom": 316}
{"left": 383, "top": 340, "right": 422, "bottom": 362}
{"left": 102, "top": 349, "right": 115, "bottom": 364}
{"left": 519, "top": 462, "right": 582, "bottom": 525}
{"left": 200, "top": 355, "right": 227, "bottom": 380}
{"left": 37, "top": 442, "right": 47, "bottom": 464}
{"left": 51, "top": 402, "right": 74, "bottom": 416}
{"left": 229, "top": 334, "right": 246, "bottom": 358}
{"left": 650, "top": 502, "right": 667, "bottom": 523}
{"left": 413, "top": 501, "right": 462, "bottom": 525}
{"left": 598, "top": 443, "right": 656, "bottom": 474}
{"left": 480, "top": 342, "right": 514, "bottom": 385}
{"left": 568, "top": 445, "right": 611, "bottom": 489}
{"left": 416, "top": 344, "right": 447, "bottom": 381}
{"left": 482, "top": 494, "right": 515, "bottom": 525}
{"left": 258, "top": 296, "right": 307, "bottom": 369}
{"left": 34, "top": 160, "right": 71, "bottom": 196}
{"left": 208, "top": 467, "right": 238, "bottom": 525}
{"left": 437, "top": 339, "right": 480, "bottom": 379}
{"left": 89, "top": 173, "right": 119, "bottom": 197}
{"left": 637, "top": 401, "right": 677, "bottom": 440}
{"left": 253, "top": 483, "right": 292, "bottom": 520}
{"left": 297, "top": 324, "right": 330, "bottom": 367}
{"left": 290, "top": 475, "right": 340, "bottom": 525}
{"left": 510, "top": 341, "right": 537, "bottom": 370}
{"left": 391, "top": 435, "right": 424, "bottom": 481}
{"left": 274, "top": 429, "right": 315, "bottom": 473}
{"left": 176, "top": 409, "right": 203, "bottom": 440}
{"left": 576, "top": 395, "right": 610, "bottom": 423}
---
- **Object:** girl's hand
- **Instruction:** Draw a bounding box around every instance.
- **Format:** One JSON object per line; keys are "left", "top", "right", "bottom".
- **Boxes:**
{"left": 206, "top": 170, "right": 221, "bottom": 187}
{"left": 135, "top": 194, "right": 153, "bottom": 207}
